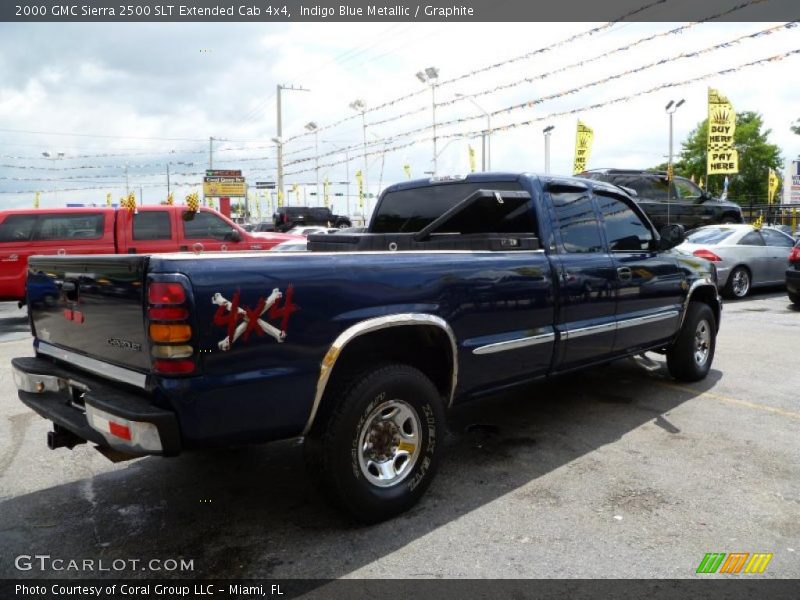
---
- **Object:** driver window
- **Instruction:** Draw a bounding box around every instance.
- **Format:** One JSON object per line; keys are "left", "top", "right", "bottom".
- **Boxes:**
{"left": 673, "top": 178, "right": 702, "bottom": 200}
{"left": 183, "top": 211, "right": 235, "bottom": 240}
{"left": 595, "top": 192, "right": 653, "bottom": 251}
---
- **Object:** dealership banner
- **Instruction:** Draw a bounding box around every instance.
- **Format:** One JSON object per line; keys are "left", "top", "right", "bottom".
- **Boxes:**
{"left": 572, "top": 120, "right": 594, "bottom": 175}
{"left": 707, "top": 88, "right": 739, "bottom": 176}
{"left": 1, "top": 0, "right": 797, "bottom": 22}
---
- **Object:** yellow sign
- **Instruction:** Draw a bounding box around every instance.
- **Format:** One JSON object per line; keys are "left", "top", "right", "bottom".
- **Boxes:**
{"left": 768, "top": 169, "right": 780, "bottom": 204}
{"left": 468, "top": 145, "right": 476, "bottom": 173}
{"left": 106, "top": 192, "right": 112, "bottom": 207}
{"left": 707, "top": 88, "right": 738, "bottom": 175}
{"left": 323, "top": 177, "right": 331, "bottom": 207}
{"left": 34, "top": 192, "right": 40, "bottom": 209}
{"left": 403, "top": 163, "right": 411, "bottom": 180}
{"left": 356, "top": 170, "right": 364, "bottom": 210}
{"left": 572, "top": 120, "right": 594, "bottom": 174}
{"left": 203, "top": 178, "right": 246, "bottom": 197}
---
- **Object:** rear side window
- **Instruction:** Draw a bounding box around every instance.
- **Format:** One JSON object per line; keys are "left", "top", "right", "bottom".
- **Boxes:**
{"left": 35, "top": 213, "right": 104, "bottom": 241}
{"left": 133, "top": 211, "right": 171, "bottom": 240}
{"left": 614, "top": 176, "right": 669, "bottom": 201}
{"left": 431, "top": 194, "right": 538, "bottom": 235}
{"left": 761, "top": 228, "right": 795, "bottom": 248}
{"left": 372, "top": 182, "right": 523, "bottom": 233}
{"left": 595, "top": 192, "right": 653, "bottom": 251}
{"left": 550, "top": 187, "right": 604, "bottom": 253}
{"left": 736, "top": 231, "right": 765, "bottom": 246}
{"left": 0, "top": 214, "right": 38, "bottom": 242}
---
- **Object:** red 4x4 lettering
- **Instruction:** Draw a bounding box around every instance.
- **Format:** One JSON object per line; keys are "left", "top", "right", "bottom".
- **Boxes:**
{"left": 211, "top": 285, "right": 298, "bottom": 351}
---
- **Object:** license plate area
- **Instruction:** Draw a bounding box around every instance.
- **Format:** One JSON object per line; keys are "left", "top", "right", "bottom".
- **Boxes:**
{"left": 68, "top": 381, "right": 88, "bottom": 412}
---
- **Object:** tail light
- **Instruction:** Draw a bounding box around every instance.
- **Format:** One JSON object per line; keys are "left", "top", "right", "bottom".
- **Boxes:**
{"left": 693, "top": 249, "right": 722, "bottom": 262}
{"left": 147, "top": 280, "right": 195, "bottom": 375}
{"left": 789, "top": 246, "right": 800, "bottom": 264}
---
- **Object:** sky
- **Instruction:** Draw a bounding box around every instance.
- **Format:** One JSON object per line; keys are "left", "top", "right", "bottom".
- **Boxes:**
{"left": 0, "top": 11, "right": 799, "bottom": 217}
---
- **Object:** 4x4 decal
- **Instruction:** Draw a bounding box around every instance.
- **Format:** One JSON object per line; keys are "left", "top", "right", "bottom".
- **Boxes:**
{"left": 211, "top": 286, "right": 299, "bottom": 351}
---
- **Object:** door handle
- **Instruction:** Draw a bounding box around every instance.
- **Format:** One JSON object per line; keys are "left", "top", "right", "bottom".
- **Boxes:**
{"left": 617, "top": 267, "right": 632, "bottom": 281}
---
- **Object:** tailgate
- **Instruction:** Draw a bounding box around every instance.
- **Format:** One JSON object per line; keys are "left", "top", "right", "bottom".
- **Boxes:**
{"left": 28, "top": 255, "right": 150, "bottom": 373}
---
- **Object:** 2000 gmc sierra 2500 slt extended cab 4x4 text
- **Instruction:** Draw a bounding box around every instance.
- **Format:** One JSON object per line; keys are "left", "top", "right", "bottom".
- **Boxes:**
{"left": 12, "top": 172, "right": 721, "bottom": 522}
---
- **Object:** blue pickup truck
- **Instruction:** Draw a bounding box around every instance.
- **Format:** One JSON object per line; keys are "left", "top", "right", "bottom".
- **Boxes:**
{"left": 12, "top": 172, "right": 721, "bottom": 522}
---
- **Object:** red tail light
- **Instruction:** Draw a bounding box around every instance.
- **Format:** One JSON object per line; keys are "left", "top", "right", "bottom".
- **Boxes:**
{"left": 693, "top": 249, "right": 722, "bottom": 262}
{"left": 789, "top": 246, "right": 800, "bottom": 264}
{"left": 147, "top": 280, "right": 195, "bottom": 375}
{"left": 148, "top": 282, "right": 186, "bottom": 305}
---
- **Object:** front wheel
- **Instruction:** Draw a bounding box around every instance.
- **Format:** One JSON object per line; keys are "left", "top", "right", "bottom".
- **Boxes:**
{"left": 304, "top": 363, "right": 444, "bottom": 523}
{"left": 666, "top": 302, "right": 716, "bottom": 382}
{"left": 789, "top": 290, "right": 800, "bottom": 306}
{"left": 723, "top": 266, "right": 750, "bottom": 299}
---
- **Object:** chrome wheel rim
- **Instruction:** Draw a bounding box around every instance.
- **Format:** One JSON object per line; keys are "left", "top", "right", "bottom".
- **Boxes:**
{"left": 731, "top": 269, "right": 749, "bottom": 297}
{"left": 694, "top": 319, "right": 711, "bottom": 366}
{"left": 357, "top": 399, "right": 421, "bottom": 488}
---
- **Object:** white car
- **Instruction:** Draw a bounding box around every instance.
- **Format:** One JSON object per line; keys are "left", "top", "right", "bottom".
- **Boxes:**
{"left": 286, "top": 226, "right": 334, "bottom": 236}
{"left": 677, "top": 224, "right": 795, "bottom": 298}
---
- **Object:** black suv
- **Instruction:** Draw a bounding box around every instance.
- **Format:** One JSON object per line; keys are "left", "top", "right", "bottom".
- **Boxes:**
{"left": 579, "top": 169, "right": 743, "bottom": 231}
{"left": 273, "top": 206, "right": 351, "bottom": 232}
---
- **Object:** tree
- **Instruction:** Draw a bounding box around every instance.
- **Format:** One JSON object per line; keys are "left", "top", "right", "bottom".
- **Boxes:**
{"left": 792, "top": 119, "right": 800, "bottom": 135}
{"left": 674, "top": 111, "right": 782, "bottom": 204}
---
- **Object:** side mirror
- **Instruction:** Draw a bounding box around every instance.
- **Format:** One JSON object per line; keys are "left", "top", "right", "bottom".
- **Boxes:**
{"left": 658, "top": 224, "right": 685, "bottom": 250}
{"left": 226, "top": 229, "right": 242, "bottom": 243}
{"left": 617, "top": 185, "right": 638, "bottom": 198}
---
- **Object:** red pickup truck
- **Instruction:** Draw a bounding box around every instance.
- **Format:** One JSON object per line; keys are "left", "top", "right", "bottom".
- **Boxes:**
{"left": 0, "top": 205, "right": 296, "bottom": 302}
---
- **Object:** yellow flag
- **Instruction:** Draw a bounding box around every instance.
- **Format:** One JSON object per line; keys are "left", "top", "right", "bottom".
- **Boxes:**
{"left": 277, "top": 190, "right": 284, "bottom": 208}
{"left": 707, "top": 88, "right": 738, "bottom": 175}
{"left": 767, "top": 169, "right": 780, "bottom": 204}
{"left": 468, "top": 145, "right": 476, "bottom": 173}
{"left": 291, "top": 183, "right": 300, "bottom": 205}
{"left": 572, "top": 120, "right": 594, "bottom": 174}
{"left": 166, "top": 192, "right": 174, "bottom": 206}
{"left": 355, "top": 170, "right": 364, "bottom": 210}
{"left": 403, "top": 164, "right": 411, "bottom": 180}
{"left": 323, "top": 177, "right": 331, "bottom": 208}
{"left": 185, "top": 192, "right": 199, "bottom": 212}
{"left": 34, "top": 192, "right": 40, "bottom": 209}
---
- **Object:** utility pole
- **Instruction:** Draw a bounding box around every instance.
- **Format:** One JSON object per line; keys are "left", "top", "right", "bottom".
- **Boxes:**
{"left": 166, "top": 163, "right": 171, "bottom": 195}
{"left": 665, "top": 99, "right": 685, "bottom": 223}
{"left": 125, "top": 164, "right": 130, "bottom": 194}
{"left": 456, "top": 94, "right": 491, "bottom": 170}
{"left": 209, "top": 136, "right": 214, "bottom": 169}
{"left": 305, "top": 122, "right": 320, "bottom": 203}
{"left": 416, "top": 67, "right": 440, "bottom": 175}
{"left": 275, "top": 83, "right": 310, "bottom": 206}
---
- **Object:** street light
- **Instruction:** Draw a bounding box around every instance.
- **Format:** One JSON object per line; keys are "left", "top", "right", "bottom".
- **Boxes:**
{"left": 349, "top": 99, "right": 369, "bottom": 206}
{"left": 665, "top": 99, "right": 685, "bottom": 206}
{"left": 416, "top": 66, "right": 440, "bottom": 175}
{"left": 305, "top": 121, "right": 320, "bottom": 204}
{"left": 542, "top": 126, "right": 555, "bottom": 174}
{"left": 455, "top": 94, "right": 491, "bottom": 171}
{"left": 42, "top": 151, "right": 65, "bottom": 204}
{"left": 275, "top": 83, "right": 309, "bottom": 204}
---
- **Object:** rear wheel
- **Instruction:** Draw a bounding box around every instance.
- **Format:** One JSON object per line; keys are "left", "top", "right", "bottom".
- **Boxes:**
{"left": 723, "top": 266, "right": 750, "bottom": 299}
{"left": 789, "top": 290, "right": 800, "bottom": 306}
{"left": 720, "top": 215, "right": 738, "bottom": 224}
{"left": 304, "top": 363, "right": 444, "bottom": 523}
{"left": 667, "top": 302, "right": 716, "bottom": 382}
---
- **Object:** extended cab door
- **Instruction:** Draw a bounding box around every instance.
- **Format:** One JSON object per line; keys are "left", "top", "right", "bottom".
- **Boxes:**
{"left": 547, "top": 183, "right": 618, "bottom": 369}
{"left": 0, "top": 213, "right": 38, "bottom": 300}
{"left": 594, "top": 191, "right": 683, "bottom": 352}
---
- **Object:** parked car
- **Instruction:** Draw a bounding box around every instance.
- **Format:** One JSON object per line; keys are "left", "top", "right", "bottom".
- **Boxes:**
{"left": 786, "top": 239, "right": 800, "bottom": 305}
{"left": 287, "top": 226, "right": 336, "bottom": 236}
{"left": 273, "top": 206, "right": 351, "bottom": 232}
{"left": 579, "top": 169, "right": 743, "bottom": 231}
{"left": 269, "top": 239, "right": 308, "bottom": 252}
{"left": 13, "top": 172, "right": 721, "bottom": 522}
{"left": 250, "top": 221, "right": 276, "bottom": 233}
{"left": 677, "top": 224, "right": 795, "bottom": 298}
{"left": 0, "top": 206, "right": 298, "bottom": 303}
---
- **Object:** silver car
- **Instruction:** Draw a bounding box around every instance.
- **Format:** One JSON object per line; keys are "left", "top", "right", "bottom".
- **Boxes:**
{"left": 677, "top": 224, "right": 795, "bottom": 298}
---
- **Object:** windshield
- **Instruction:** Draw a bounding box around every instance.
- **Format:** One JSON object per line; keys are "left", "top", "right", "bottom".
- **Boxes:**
{"left": 685, "top": 227, "right": 736, "bottom": 245}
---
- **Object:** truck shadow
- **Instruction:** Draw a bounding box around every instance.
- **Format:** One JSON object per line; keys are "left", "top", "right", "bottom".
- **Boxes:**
{"left": 0, "top": 359, "right": 720, "bottom": 580}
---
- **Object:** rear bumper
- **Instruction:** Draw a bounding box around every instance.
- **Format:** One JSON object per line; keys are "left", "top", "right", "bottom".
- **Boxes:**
{"left": 786, "top": 268, "right": 800, "bottom": 294}
{"left": 12, "top": 356, "right": 181, "bottom": 456}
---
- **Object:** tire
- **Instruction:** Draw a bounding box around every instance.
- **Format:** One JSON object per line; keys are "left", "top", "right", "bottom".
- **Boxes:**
{"left": 335, "top": 219, "right": 351, "bottom": 229}
{"left": 667, "top": 302, "right": 716, "bottom": 382}
{"left": 723, "top": 266, "right": 751, "bottom": 299}
{"left": 304, "top": 363, "right": 444, "bottom": 523}
{"left": 720, "top": 216, "right": 738, "bottom": 224}
{"left": 789, "top": 291, "right": 800, "bottom": 306}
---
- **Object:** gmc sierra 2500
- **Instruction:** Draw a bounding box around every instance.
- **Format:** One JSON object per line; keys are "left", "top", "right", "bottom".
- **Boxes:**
{"left": 12, "top": 172, "right": 721, "bottom": 522}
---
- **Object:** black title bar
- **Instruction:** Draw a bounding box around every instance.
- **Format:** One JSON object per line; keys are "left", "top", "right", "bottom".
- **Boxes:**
{"left": 2, "top": 0, "right": 797, "bottom": 22}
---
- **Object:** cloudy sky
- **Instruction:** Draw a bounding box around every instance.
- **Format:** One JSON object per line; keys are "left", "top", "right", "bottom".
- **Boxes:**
{"left": 0, "top": 11, "right": 798, "bottom": 216}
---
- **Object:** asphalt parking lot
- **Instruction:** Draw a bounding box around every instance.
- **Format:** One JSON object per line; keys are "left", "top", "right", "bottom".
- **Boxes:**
{"left": 0, "top": 292, "right": 798, "bottom": 580}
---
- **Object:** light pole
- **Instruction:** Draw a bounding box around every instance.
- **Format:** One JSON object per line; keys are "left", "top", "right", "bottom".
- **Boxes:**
{"left": 42, "top": 151, "right": 65, "bottom": 204}
{"left": 456, "top": 93, "right": 491, "bottom": 170}
{"left": 275, "top": 83, "right": 310, "bottom": 204}
{"left": 665, "top": 99, "right": 685, "bottom": 204}
{"left": 416, "top": 67, "right": 439, "bottom": 175}
{"left": 324, "top": 140, "right": 351, "bottom": 217}
{"left": 305, "top": 122, "right": 320, "bottom": 204}
{"left": 349, "top": 99, "right": 368, "bottom": 209}
{"left": 542, "top": 126, "right": 555, "bottom": 174}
